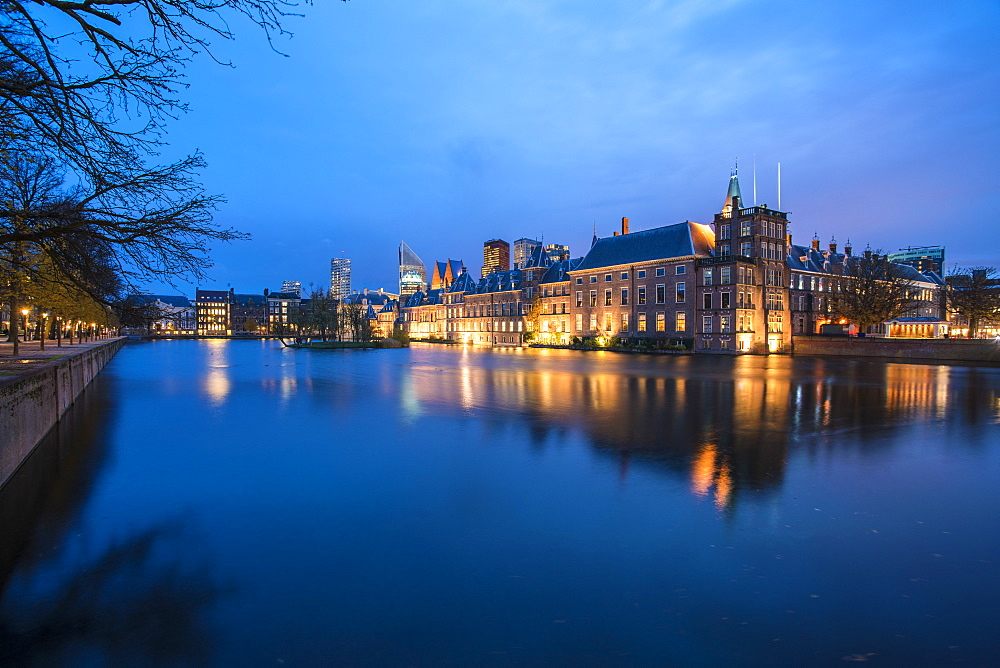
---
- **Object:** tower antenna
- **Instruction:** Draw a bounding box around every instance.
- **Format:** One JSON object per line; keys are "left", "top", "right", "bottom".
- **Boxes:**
{"left": 777, "top": 161, "right": 782, "bottom": 210}
{"left": 753, "top": 154, "right": 757, "bottom": 206}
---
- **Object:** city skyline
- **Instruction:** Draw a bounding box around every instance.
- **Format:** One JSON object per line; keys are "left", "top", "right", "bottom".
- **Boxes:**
{"left": 140, "top": 1, "right": 998, "bottom": 294}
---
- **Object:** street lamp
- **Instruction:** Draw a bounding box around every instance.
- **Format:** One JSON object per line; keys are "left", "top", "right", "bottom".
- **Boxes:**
{"left": 20, "top": 308, "right": 29, "bottom": 342}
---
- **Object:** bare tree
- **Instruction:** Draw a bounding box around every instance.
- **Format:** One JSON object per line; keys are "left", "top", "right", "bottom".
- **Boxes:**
{"left": 947, "top": 266, "right": 1000, "bottom": 338}
{"left": 828, "top": 250, "right": 920, "bottom": 332}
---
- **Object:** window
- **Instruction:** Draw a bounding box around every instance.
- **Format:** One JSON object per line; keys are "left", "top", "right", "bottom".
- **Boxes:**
{"left": 637, "top": 286, "right": 647, "bottom": 305}
{"left": 676, "top": 265, "right": 686, "bottom": 275}
{"left": 720, "top": 315, "right": 731, "bottom": 333}
{"left": 703, "top": 315, "right": 713, "bottom": 333}
{"left": 589, "top": 314, "right": 597, "bottom": 331}
{"left": 703, "top": 293, "right": 712, "bottom": 309}
{"left": 604, "top": 313, "right": 613, "bottom": 331}
{"left": 637, "top": 270, "right": 646, "bottom": 278}
{"left": 721, "top": 267, "right": 731, "bottom": 284}
{"left": 720, "top": 223, "right": 730, "bottom": 240}
{"left": 676, "top": 312, "right": 687, "bottom": 332}
{"left": 543, "top": 286, "right": 549, "bottom": 297}
{"left": 721, "top": 292, "right": 731, "bottom": 309}
{"left": 675, "top": 282, "right": 686, "bottom": 302}
{"left": 605, "top": 274, "right": 612, "bottom": 282}
{"left": 621, "top": 313, "right": 629, "bottom": 331}
{"left": 704, "top": 269, "right": 713, "bottom": 286}
{"left": 576, "top": 278, "right": 583, "bottom": 284}
{"left": 638, "top": 312, "right": 647, "bottom": 331}
{"left": 741, "top": 241, "right": 753, "bottom": 257}
{"left": 590, "top": 276, "right": 597, "bottom": 283}
{"left": 656, "top": 312, "right": 665, "bottom": 331}
{"left": 656, "top": 284, "right": 666, "bottom": 303}
{"left": 576, "top": 313, "right": 583, "bottom": 331}
{"left": 621, "top": 272, "right": 629, "bottom": 280}
{"left": 656, "top": 267, "right": 665, "bottom": 277}
{"left": 576, "top": 291, "right": 583, "bottom": 307}
{"left": 590, "top": 290, "right": 597, "bottom": 307}
{"left": 605, "top": 289, "right": 612, "bottom": 306}
{"left": 719, "top": 244, "right": 730, "bottom": 256}
{"left": 620, "top": 288, "right": 629, "bottom": 305}
{"left": 740, "top": 220, "right": 751, "bottom": 236}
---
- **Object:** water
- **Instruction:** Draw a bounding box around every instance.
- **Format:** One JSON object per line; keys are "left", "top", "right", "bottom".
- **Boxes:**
{"left": 1, "top": 340, "right": 998, "bottom": 665}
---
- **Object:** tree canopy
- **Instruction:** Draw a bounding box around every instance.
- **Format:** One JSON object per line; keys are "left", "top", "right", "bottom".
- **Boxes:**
{"left": 1, "top": 0, "right": 310, "bottom": 332}
{"left": 827, "top": 251, "right": 921, "bottom": 332}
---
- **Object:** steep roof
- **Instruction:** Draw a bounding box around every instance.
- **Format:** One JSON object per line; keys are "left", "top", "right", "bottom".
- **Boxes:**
{"left": 523, "top": 243, "right": 551, "bottom": 269}
{"left": 574, "top": 221, "right": 714, "bottom": 271}
{"left": 447, "top": 271, "right": 478, "bottom": 294}
{"left": 539, "top": 257, "right": 584, "bottom": 284}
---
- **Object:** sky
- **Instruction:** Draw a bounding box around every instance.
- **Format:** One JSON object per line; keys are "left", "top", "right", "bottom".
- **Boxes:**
{"left": 144, "top": 0, "right": 999, "bottom": 295}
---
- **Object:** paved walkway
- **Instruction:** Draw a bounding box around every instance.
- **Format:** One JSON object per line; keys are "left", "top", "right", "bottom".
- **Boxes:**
{"left": 0, "top": 338, "right": 118, "bottom": 380}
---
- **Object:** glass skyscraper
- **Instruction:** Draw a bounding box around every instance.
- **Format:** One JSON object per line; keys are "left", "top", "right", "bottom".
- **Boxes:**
{"left": 330, "top": 257, "right": 352, "bottom": 300}
{"left": 399, "top": 241, "right": 427, "bottom": 297}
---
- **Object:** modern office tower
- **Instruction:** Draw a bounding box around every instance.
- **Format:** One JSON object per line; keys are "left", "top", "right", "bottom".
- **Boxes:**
{"left": 483, "top": 238, "right": 510, "bottom": 277}
{"left": 512, "top": 237, "right": 541, "bottom": 269}
{"left": 545, "top": 243, "right": 570, "bottom": 263}
{"left": 281, "top": 280, "right": 302, "bottom": 297}
{"left": 399, "top": 241, "right": 427, "bottom": 297}
{"left": 889, "top": 246, "right": 945, "bottom": 276}
{"left": 330, "top": 257, "right": 352, "bottom": 300}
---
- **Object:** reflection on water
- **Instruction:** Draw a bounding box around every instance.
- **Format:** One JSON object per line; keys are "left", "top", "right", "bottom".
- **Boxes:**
{"left": 202, "top": 338, "right": 232, "bottom": 407}
{"left": 1, "top": 341, "right": 998, "bottom": 665}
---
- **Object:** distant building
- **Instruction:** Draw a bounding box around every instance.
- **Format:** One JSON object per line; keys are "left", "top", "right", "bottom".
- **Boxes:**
{"left": 195, "top": 289, "right": 232, "bottom": 336}
{"left": 266, "top": 290, "right": 302, "bottom": 333}
{"left": 512, "top": 238, "right": 541, "bottom": 269}
{"left": 330, "top": 257, "right": 352, "bottom": 300}
{"left": 889, "top": 246, "right": 945, "bottom": 276}
{"left": 399, "top": 241, "right": 427, "bottom": 297}
{"left": 545, "top": 243, "right": 571, "bottom": 263}
{"left": 483, "top": 238, "right": 510, "bottom": 277}
{"left": 231, "top": 293, "right": 268, "bottom": 334}
{"left": 431, "top": 259, "right": 465, "bottom": 290}
{"left": 281, "top": 280, "right": 302, "bottom": 297}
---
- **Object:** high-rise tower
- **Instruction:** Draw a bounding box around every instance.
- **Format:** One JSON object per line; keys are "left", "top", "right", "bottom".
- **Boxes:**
{"left": 483, "top": 239, "right": 510, "bottom": 277}
{"left": 512, "top": 238, "right": 541, "bottom": 269}
{"left": 330, "top": 258, "right": 351, "bottom": 300}
{"left": 399, "top": 241, "right": 427, "bottom": 297}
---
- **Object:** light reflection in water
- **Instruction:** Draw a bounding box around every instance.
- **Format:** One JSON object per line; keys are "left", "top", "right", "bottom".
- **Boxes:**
{"left": 201, "top": 339, "right": 231, "bottom": 407}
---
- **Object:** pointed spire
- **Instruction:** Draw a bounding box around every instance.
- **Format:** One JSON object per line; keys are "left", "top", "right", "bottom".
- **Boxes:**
{"left": 592, "top": 221, "right": 598, "bottom": 248}
{"left": 721, "top": 159, "right": 743, "bottom": 215}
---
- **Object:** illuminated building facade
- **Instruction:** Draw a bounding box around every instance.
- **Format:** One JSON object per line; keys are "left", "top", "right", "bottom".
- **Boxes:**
{"left": 545, "top": 243, "right": 571, "bottom": 263}
{"left": 330, "top": 258, "right": 352, "bottom": 301}
{"left": 196, "top": 289, "right": 232, "bottom": 336}
{"left": 700, "top": 170, "right": 792, "bottom": 353}
{"left": 483, "top": 239, "right": 510, "bottom": 277}
{"left": 281, "top": 280, "right": 303, "bottom": 297}
{"left": 266, "top": 290, "right": 301, "bottom": 333}
{"left": 399, "top": 241, "right": 427, "bottom": 297}
{"left": 399, "top": 171, "right": 946, "bottom": 350}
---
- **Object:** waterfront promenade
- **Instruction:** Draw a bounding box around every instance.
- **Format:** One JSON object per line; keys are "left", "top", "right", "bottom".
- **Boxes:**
{"left": 0, "top": 338, "right": 116, "bottom": 380}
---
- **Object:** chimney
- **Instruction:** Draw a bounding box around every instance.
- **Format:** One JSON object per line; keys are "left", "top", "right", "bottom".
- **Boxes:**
{"left": 811, "top": 236, "right": 820, "bottom": 251}
{"left": 829, "top": 237, "right": 837, "bottom": 254}
{"left": 613, "top": 231, "right": 619, "bottom": 236}
{"left": 844, "top": 240, "right": 853, "bottom": 256}
{"left": 622, "top": 216, "right": 629, "bottom": 235}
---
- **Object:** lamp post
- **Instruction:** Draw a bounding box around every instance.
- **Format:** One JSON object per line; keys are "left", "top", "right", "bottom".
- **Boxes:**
{"left": 20, "top": 308, "right": 29, "bottom": 342}
{"left": 40, "top": 312, "right": 49, "bottom": 350}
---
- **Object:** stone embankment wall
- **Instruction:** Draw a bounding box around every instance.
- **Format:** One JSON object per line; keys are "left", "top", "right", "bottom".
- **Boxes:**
{"left": 0, "top": 338, "right": 125, "bottom": 489}
{"left": 793, "top": 336, "right": 1000, "bottom": 363}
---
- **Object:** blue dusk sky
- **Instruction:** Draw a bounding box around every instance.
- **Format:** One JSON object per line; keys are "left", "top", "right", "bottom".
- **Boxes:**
{"left": 149, "top": 0, "right": 998, "bottom": 295}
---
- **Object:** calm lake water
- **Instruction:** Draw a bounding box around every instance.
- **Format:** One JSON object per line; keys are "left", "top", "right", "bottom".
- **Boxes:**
{"left": 1, "top": 340, "right": 999, "bottom": 666}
